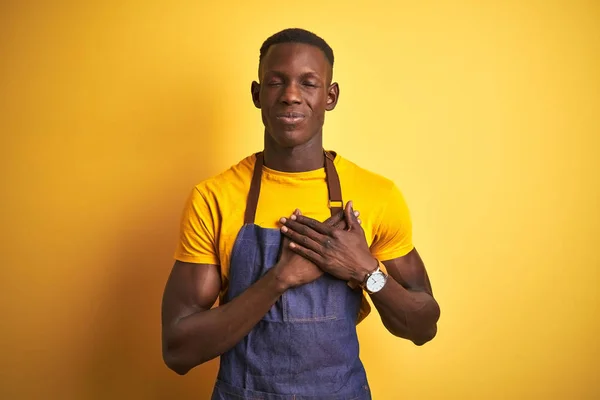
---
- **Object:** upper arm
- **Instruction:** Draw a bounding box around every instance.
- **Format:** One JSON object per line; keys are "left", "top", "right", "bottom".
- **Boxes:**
{"left": 161, "top": 261, "right": 221, "bottom": 329}
{"left": 165, "top": 183, "right": 222, "bottom": 327}
{"left": 369, "top": 182, "right": 414, "bottom": 261}
{"left": 382, "top": 249, "right": 434, "bottom": 297}
{"left": 370, "top": 182, "right": 434, "bottom": 296}
{"left": 174, "top": 187, "right": 221, "bottom": 265}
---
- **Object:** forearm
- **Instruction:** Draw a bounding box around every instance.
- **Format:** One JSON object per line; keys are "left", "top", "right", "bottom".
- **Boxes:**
{"left": 370, "top": 277, "right": 440, "bottom": 345}
{"left": 163, "top": 267, "right": 286, "bottom": 374}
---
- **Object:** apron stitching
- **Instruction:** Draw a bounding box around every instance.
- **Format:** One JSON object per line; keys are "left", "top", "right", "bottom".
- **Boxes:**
{"left": 283, "top": 291, "right": 288, "bottom": 321}
{"left": 218, "top": 387, "right": 261, "bottom": 399}
{"left": 285, "top": 315, "right": 337, "bottom": 322}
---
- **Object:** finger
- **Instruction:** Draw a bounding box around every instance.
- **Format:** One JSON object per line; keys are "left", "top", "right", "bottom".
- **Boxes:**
{"left": 306, "top": 208, "right": 360, "bottom": 228}
{"left": 333, "top": 209, "right": 358, "bottom": 229}
{"left": 280, "top": 218, "right": 326, "bottom": 253}
{"left": 332, "top": 217, "right": 347, "bottom": 230}
{"left": 279, "top": 209, "right": 301, "bottom": 227}
{"left": 279, "top": 234, "right": 290, "bottom": 257}
{"left": 281, "top": 217, "right": 328, "bottom": 244}
{"left": 345, "top": 201, "right": 359, "bottom": 231}
{"left": 289, "top": 214, "right": 336, "bottom": 236}
{"left": 350, "top": 202, "right": 365, "bottom": 232}
{"left": 289, "top": 242, "right": 326, "bottom": 266}
{"left": 352, "top": 203, "right": 365, "bottom": 229}
{"left": 351, "top": 203, "right": 365, "bottom": 231}
{"left": 323, "top": 210, "right": 345, "bottom": 226}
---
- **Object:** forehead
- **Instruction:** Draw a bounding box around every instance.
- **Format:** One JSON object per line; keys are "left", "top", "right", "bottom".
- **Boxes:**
{"left": 260, "top": 42, "right": 330, "bottom": 77}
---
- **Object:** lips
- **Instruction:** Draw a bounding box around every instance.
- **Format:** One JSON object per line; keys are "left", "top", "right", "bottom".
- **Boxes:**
{"left": 275, "top": 112, "right": 306, "bottom": 124}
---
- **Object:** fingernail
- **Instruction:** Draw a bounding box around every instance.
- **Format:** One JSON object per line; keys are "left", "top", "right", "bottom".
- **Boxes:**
{"left": 280, "top": 217, "right": 287, "bottom": 223}
{"left": 357, "top": 218, "right": 361, "bottom": 224}
{"left": 354, "top": 211, "right": 360, "bottom": 217}
{"left": 349, "top": 200, "right": 354, "bottom": 209}
{"left": 290, "top": 214, "right": 297, "bottom": 220}
{"left": 289, "top": 242, "right": 296, "bottom": 248}
{"left": 281, "top": 226, "right": 288, "bottom": 233}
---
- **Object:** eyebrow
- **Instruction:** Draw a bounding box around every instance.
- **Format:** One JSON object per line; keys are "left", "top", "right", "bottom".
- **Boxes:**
{"left": 264, "top": 70, "right": 323, "bottom": 80}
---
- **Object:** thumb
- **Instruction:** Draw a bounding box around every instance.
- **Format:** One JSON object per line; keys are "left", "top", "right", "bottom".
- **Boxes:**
{"left": 345, "top": 201, "right": 357, "bottom": 230}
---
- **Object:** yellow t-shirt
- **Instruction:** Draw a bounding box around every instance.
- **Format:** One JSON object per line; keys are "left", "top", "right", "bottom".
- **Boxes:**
{"left": 174, "top": 151, "right": 414, "bottom": 323}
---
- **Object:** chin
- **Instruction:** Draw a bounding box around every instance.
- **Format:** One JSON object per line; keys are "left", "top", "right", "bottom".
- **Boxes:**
{"left": 268, "top": 128, "right": 312, "bottom": 148}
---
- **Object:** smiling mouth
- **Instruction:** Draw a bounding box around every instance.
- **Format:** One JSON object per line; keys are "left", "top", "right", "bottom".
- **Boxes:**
{"left": 275, "top": 113, "right": 305, "bottom": 124}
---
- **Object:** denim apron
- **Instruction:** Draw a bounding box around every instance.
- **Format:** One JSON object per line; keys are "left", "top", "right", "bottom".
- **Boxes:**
{"left": 211, "top": 151, "right": 371, "bottom": 400}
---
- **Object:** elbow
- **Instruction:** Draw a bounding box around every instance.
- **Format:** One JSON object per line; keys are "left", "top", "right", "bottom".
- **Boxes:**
{"left": 411, "top": 323, "right": 437, "bottom": 346}
{"left": 162, "top": 335, "right": 196, "bottom": 376}
{"left": 163, "top": 349, "right": 191, "bottom": 376}
{"left": 388, "top": 323, "right": 437, "bottom": 345}
{"left": 411, "top": 302, "right": 441, "bottom": 346}
{"left": 162, "top": 336, "right": 212, "bottom": 375}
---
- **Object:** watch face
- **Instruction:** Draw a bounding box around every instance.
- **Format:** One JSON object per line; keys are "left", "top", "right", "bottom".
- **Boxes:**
{"left": 366, "top": 272, "right": 386, "bottom": 293}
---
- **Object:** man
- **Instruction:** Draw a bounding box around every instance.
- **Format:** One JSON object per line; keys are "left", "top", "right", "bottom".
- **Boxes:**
{"left": 161, "top": 28, "right": 440, "bottom": 399}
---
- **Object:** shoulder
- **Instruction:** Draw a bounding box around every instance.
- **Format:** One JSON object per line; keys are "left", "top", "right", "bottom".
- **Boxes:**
{"left": 335, "top": 153, "right": 397, "bottom": 196}
{"left": 192, "top": 153, "right": 256, "bottom": 201}
{"left": 334, "top": 152, "right": 410, "bottom": 224}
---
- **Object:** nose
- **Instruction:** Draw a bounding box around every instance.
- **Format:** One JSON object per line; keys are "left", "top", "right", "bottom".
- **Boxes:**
{"left": 279, "top": 82, "right": 302, "bottom": 105}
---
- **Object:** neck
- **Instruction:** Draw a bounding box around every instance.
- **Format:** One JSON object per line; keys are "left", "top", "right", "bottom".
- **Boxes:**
{"left": 263, "top": 132, "right": 325, "bottom": 172}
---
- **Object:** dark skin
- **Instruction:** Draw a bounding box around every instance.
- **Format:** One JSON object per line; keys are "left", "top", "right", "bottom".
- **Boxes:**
{"left": 280, "top": 201, "right": 440, "bottom": 344}
{"left": 161, "top": 42, "right": 438, "bottom": 376}
{"left": 161, "top": 43, "right": 343, "bottom": 375}
{"left": 257, "top": 43, "right": 439, "bottom": 342}
{"left": 161, "top": 210, "right": 358, "bottom": 375}
{"left": 251, "top": 42, "right": 339, "bottom": 172}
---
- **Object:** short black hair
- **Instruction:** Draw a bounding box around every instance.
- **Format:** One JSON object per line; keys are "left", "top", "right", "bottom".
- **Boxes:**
{"left": 259, "top": 28, "right": 334, "bottom": 67}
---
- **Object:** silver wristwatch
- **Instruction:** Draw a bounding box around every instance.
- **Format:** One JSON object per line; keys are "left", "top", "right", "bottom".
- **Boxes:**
{"left": 362, "top": 262, "right": 388, "bottom": 294}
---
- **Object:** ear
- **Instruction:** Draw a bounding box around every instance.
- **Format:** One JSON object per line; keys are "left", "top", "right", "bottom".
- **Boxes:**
{"left": 251, "top": 81, "right": 261, "bottom": 109}
{"left": 325, "top": 82, "right": 339, "bottom": 111}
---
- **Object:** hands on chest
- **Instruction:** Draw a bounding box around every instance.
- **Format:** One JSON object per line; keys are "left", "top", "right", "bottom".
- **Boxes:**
{"left": 275, "top": 200, "right": 377, "bottom": 289}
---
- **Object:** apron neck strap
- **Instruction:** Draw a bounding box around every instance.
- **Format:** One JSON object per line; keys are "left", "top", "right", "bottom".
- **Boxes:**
{"left": 324, "top": 151, "right": 343, "bottom": 216}
{"left": 244, "top": 150, "right": 343, "bottom": 225}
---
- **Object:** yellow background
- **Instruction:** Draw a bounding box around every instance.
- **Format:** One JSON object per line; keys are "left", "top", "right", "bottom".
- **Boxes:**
{"left": 1, "top": 1, "right": 598, "bottom": 399}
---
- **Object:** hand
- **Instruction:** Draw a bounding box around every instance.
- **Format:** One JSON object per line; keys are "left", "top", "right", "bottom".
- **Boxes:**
{"left": 279, "top": 201, "right": 376, "bottom": 284}
{"left": 274, "top": 208, "right": 360, "bottom": 290}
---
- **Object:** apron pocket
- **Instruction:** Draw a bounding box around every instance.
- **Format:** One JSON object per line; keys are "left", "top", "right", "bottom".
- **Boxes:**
{"left": 283, "top": 274, "right": 346, "bottom": 322}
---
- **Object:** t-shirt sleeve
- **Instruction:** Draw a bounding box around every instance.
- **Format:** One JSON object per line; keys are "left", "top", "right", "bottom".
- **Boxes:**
{"left": 173, "top": 186, "right": 220, "bottom": 265}
{"left": 369, "top": 182, "right": 414, "bottom": 261}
